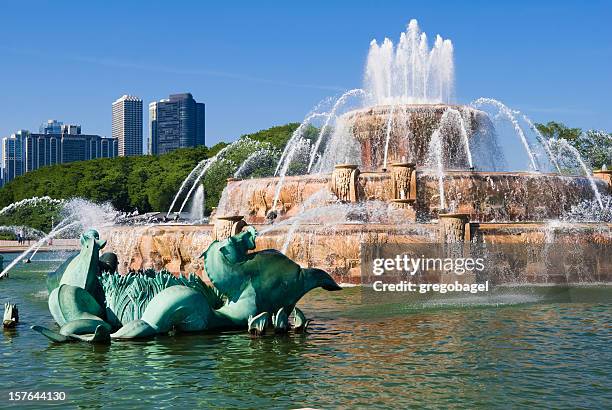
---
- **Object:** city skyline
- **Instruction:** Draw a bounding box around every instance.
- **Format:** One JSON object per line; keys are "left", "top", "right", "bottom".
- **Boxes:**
{"left": 0, "top": 1, "right": 610, "bottom": 147}
{"left": 1, "top": 124, "right": 118, "bottom": 185}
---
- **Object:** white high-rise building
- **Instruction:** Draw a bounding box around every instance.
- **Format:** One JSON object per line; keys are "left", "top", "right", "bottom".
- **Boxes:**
{"left": 112, "top": 95, "right": 143, "bottom": 157}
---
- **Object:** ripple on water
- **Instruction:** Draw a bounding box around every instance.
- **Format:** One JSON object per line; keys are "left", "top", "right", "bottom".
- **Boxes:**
{"left": 1, "top": 271, "right": 610, "bottom": 408}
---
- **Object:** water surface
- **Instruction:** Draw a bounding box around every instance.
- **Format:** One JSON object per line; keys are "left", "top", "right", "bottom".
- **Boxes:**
{"left": 1, "top": 253, "right": 610, "bottom": 409}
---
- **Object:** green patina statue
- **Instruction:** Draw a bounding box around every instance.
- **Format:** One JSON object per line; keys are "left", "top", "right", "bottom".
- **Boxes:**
{"left": 32, "top": 226, "right": 341, "bottom": 343}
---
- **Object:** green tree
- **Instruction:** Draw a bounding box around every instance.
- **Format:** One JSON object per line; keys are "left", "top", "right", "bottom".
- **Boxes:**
{"left": 535, "top": 121, "right": 582, "bottom": 142}
{"left": 0, "top": 123, "right": 300, "bottom": 220}
{"left": 535, "top": 121, "right": 611, "bottom": 170}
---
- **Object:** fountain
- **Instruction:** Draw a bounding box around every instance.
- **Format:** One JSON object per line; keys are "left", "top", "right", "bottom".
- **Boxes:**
{"left": 91, "top": 20, "right": 611, "bottom": 284}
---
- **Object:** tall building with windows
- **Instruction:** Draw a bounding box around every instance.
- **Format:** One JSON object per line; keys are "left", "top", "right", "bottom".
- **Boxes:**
{"left": 2, "top": 130, "right": 27, "bottom": 184}
{"left": 39, "top": 119, "right": 63, "bottom": 134}
{"left": 112, "top": 95, "right": 143, "bottom": 156}
{"left": 1, "top": 124, "right": 118, "bottom": 185}
{"left": 148, "top": 93, "right": 205, "bottom": 155}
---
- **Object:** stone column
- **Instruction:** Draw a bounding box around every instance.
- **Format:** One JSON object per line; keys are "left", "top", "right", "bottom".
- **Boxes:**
{"left": 390, "top": 162, "right": 417, "bottom": 201}
{"left": 593, "top": 170, "right": 612, "bottom": 193}
{"left": 330, "top": 164, "right": 360, "bottom": 202}
{"left": 213, "top": 215, "right": 247, "bottom": 241}
{"left": 438, "top": 213, "right": 471, "bottom": 243}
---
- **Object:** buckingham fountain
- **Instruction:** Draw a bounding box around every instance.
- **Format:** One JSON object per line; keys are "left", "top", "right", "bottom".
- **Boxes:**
{"left": 97, "top": 20, "right": 611, "bottom": 285}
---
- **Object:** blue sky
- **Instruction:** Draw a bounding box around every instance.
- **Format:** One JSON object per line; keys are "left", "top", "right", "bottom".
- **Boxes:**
{"left": 1, "top": 0, "right": 610, "bottom": 146}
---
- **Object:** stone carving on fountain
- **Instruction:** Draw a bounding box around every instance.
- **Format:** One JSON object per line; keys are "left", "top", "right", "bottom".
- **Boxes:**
{"left": 593, "top": 169, "right": 612, "bottom": 190}
{"left": 213, "top": 215, "right": 247, "bottom": 241}
{"left": 330, "top": 164, "right": 360, "bottom": 202}
{"left": 438, "top": 213, "right": 471, "bottom": 243}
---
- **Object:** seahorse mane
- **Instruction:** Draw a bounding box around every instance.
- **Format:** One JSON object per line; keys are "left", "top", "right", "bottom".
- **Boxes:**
{"left": 100, "top": 269, "right": 225, "bottom": 326}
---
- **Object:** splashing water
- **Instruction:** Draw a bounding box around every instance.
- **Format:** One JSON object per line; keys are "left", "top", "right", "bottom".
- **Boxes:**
{"left": 427, "top": 128, "right": 446, "bottom": 210}
{"left": 562, "top": 195, "right": 612, "bottom": 222}
{"left": 365, "top": 19, "right": 454, "bottom": 105}
{"left": 0, "top": 196, "right": 64, "bottom": 217}
{"left": 0, "top": 220, "right": 80, "bottom": 279}
{"left": 272, "top": 112, "right": 327, "bottom": 210}
{"left": 307, "top": 89, "right": 365, "bottom": 173}
{"left": 177, "top": 154, "right": 228, "bottom": 216}
{"left": 234, "top": 148, "right": 277, "bottom": 178}
{"left": 382, "top": 103, "right": 396, "bottom": 170}
{"left": 188, "top": 185, "right": 205, "bottom": 222}
{"left": 170, "top": 138, "right": 265, "bottom": 216}
{"left": 521, "top": 114, "right": 562, "bottom": 173}
{"left": 450, "top": 109, "right": 474, "bottom": 169}
{"left": 275, "top": 112, "right": 327, "bottom": 177}
{"left": 550, "top": 139, "right": 604, "bottom": 210}
{"left": 472, "top": 98, "right": 539, "bottom": 171}
{"left": 166, "top": 160, "right": 209, "bottom": 218}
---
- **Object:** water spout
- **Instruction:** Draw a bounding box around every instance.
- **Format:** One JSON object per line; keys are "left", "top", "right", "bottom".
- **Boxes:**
{"left": 365, "top": 19, "right": 454, "bottom": 105}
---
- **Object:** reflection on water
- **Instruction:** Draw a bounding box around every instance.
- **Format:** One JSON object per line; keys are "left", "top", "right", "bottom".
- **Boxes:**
{"left": 0, "top": 254, "right": 610, "bottom": 408}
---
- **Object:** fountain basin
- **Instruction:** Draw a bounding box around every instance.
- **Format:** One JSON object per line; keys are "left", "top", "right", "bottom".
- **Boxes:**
{"left": 217, "top": 171, "right": 608, "bottom": 223}
{"left": 101, "top": 222, "right": 612, "bottom": 285}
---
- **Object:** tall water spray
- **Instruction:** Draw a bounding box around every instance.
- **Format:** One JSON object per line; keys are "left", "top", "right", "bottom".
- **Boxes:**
{"left": 365, "top": 19, "right": 455, "bottom": 105}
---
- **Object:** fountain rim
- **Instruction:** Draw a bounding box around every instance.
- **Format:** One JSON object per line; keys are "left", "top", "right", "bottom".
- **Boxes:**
{"left": 339, "top": 102, "right": 487, "bottom": 117}
{"left": 333, "top": 164, "right": 360, "bottom": 170}
{"left": 218, "top": 169, "right": 605, "bottom": 183}
{"left": 390, "top": 162, "right": 416, "bottom": 168}
{"left": 215, "top": 215, "right": 245, "bottom": 222}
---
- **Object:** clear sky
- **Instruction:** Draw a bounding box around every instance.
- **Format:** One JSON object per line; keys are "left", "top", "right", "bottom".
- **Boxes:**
{"left": 1, "top": 0, "right": 610, "bottom": 146}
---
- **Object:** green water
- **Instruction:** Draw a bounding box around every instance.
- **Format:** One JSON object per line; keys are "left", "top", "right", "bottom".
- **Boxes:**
{"left": 1, "top": 253, "right": 611, "bottom": 409}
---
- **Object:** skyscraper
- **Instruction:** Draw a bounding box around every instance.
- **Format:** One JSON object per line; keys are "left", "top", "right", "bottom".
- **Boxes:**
{"left": 2, "top": 130, "right": 27, "bottom": 184}
{"left": 39, "top": 119, "right": 63, "bottom": 134}
{"left": 148, "top": 93, "right": 205, "bottom": 155}
{"left": 112, "top": 95, "right": 143, "bottom": 156}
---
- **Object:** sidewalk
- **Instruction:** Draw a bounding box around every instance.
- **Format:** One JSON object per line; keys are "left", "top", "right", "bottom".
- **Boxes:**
{"left": 0, "top": 239, "right": 79, "bottom": 253}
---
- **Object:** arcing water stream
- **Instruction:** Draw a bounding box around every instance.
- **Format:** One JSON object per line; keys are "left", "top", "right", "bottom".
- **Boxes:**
{"left": 0, "top": 220, "right": 79, "bottom": 279}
